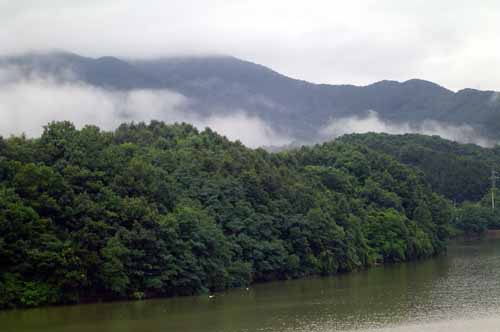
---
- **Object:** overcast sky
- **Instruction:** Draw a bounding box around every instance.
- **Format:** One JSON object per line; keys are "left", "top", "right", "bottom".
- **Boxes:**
{"left": 1, "top": 0, "right": 500, "bottom": 91}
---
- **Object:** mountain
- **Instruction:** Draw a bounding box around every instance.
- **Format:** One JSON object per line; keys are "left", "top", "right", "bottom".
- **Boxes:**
{"left": 0, "top": 51, "right": 158, "bottom": 89}
{"left": 2, "top": 51, "right": 500, "bottom": 143}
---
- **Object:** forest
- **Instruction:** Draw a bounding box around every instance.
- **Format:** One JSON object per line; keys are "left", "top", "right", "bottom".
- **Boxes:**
{"left": 339, "top": 133, "right": 500, "bottom": 234}
{"left": 0, "top": 122, "right": 452, "bottom": 308}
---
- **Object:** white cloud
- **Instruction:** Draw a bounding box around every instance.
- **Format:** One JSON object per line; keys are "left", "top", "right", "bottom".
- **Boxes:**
{"left": 203, "top": 112, "right": 291, "bottom": 148}
{"left": 320, "top": 110, "right": 494, "bottom": 147}
{"left": 0, "top": 68, "right": 291, "bottom": 148}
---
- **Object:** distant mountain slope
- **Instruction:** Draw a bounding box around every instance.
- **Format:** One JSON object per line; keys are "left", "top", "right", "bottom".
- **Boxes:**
{"left": 338, "top": 133, "right": 500, "bottom": 203}
{"left": 0, "top": 51, "right": 158, "bottom": 89}
{"left": 1, "top": 51, "right": 500, "bottom": 142}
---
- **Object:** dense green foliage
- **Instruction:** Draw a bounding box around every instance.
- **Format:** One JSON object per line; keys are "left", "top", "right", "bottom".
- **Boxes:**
{"left": 337, "top": 133, "right": 500, "bottom": 236}
{"left": 451, "top": 193, "right": 500, "bottom": 236}
{"left": 452, "top": 203, "right": 491, "bottom": 236}
{"left": 0, "top": 122, "right": 451, "bottom": 309}
{"left": 338, "top": 133, "right": 500, "bottom": 203}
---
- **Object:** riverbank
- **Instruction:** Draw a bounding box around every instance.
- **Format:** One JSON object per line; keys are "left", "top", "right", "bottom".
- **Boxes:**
{"left": 1, "top": 238, "right": 499, "bottom": 332}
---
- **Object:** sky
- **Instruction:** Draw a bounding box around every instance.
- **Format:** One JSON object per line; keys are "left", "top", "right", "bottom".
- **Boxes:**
{"left": 1, "top": 0, "right": 500, "bottom": 91}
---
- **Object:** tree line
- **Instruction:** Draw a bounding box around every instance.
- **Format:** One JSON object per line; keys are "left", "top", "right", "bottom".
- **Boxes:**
{"left": 0, "top": 122, "right": 451, "bottom": 308}
{"left": 338, "top": 132, "right": 500, "bottom": 235}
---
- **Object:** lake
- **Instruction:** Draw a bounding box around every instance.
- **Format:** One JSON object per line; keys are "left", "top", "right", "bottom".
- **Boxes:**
{"left": 2, "top": 237, "right": 500, "bottom": 332}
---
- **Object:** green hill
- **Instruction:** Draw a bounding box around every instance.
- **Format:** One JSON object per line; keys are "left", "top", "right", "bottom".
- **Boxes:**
{"left": 0, "top": 122, "right": 450, "bottom": 309}
{"left": 338, "top": 133, "right": 500, "bottom": 203}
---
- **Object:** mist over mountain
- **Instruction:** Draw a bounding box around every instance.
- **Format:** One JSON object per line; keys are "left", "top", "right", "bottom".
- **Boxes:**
{"left": 1, "top": 51, "right": 500, "bottom": 147}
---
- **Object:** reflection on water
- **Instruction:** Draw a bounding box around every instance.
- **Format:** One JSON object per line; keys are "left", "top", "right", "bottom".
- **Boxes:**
{"left": 2, "top": 238, "right": 500, "bottom": 332}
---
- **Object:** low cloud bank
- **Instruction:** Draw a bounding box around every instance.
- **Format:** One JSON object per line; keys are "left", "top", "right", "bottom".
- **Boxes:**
{"left": 0, "top": 66, "right": 495, "bottom": 149}
{"left": 320, "top": 110, "right": 495, "bottom": 147}
{"left": 0, "top": 67, "right": 291, "bottom": 148}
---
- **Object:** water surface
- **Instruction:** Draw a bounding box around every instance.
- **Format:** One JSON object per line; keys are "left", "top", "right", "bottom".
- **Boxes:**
{"left": 2, "top": 238, "right": 500, "bottom": 332}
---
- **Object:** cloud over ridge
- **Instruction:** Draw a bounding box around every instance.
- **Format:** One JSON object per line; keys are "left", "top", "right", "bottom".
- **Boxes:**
{"left": 0, "top": 66, "right": 292, "bottom": 148}
{"left": 0, "top": 65, "right": 495, "bottom": 149}
{"left": 320, "top": 110, "right": 494, "bottom": 147}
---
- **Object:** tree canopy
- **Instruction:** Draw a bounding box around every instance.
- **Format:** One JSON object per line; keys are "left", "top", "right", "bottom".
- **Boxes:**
{"left": 0, "top": 122, "right": 451, "bottom": 309}
{"left": 338, "top": 133, "right": 500, "bottom": 203}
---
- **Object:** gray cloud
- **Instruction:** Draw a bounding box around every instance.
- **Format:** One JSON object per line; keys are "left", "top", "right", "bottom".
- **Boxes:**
{"left": 0, "top": 67, "right": 292, "bottom": 148}
{"left": 490, "top": 92, "right": 500, "bottom": 104}
{"left": 320, "top": 110, "right": 495, "bottom": 147}
{"left": 1, "top": 1, "right": 500, "bottom": 91}
{"left": 0, "top": 66, "right": 494, "bottom": 149}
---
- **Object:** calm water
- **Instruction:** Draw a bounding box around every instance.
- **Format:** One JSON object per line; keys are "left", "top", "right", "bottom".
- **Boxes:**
{"left": 2, "top": 238, "right": 500, "bottom": 332}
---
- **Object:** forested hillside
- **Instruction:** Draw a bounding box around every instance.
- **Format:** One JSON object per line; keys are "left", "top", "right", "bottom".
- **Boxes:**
{"left": 338, "top": 133, "right": 500, "bottom": 203}
{"left": 338, "top": 133, "right": 500, "bottom": 234}
{"left": 0, "top": 122, "right": 451, "bottom": 309}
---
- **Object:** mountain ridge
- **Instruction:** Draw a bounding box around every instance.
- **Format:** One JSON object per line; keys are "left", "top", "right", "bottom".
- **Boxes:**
{"left": 1, "top": 50, "right": 500, "bottom": 143}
